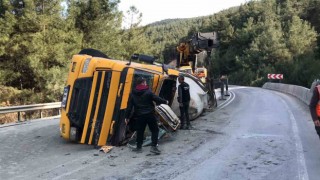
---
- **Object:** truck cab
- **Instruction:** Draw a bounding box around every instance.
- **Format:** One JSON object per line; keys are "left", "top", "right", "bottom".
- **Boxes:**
{"left": 60, "top": 51, "right": 179, "bottom": 146}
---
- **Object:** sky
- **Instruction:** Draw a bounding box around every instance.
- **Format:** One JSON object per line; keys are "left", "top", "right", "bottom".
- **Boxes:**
{"left": 118, "top": 0, "right": 249, "bottom": 25}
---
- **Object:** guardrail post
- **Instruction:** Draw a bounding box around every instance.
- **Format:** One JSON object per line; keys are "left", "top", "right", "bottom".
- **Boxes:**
{"left": 40, "top": 110, "right": 43, "bottom": 119}
{"left": 18, "top": 112, "right": 21, "bottom": 122}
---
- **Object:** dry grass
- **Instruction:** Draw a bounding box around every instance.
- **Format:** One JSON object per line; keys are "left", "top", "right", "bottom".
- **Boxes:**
{"left": 0, "top": 113, "right": 17, "bottom": 124}
{"left": 0, "top": 109, "right": 60, "bottom": 125}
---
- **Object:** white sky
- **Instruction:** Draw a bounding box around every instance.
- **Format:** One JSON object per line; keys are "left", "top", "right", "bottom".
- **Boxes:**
{"left": 118, "top": 0, "right": 249, "bottom": 25}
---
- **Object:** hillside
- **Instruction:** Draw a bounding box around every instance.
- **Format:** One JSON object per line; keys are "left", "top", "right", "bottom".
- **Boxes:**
{"left": 1, "top": 0, "right": 320, "bottom": 107}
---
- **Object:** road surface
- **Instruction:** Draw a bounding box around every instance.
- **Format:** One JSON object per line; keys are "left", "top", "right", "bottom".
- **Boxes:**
{"left": 1, "top": 86, "right": 320, "bottom": 180}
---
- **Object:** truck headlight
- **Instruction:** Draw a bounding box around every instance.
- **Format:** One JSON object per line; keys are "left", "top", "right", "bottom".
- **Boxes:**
{"left": 61, "top": 86, "right": 70, "bottom": 109}
{"left": 82, "top": 58, "right": 91, "bottom": 73}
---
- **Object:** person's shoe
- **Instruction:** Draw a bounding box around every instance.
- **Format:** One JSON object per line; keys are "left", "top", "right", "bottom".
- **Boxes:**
{"left": 180, "top": 125, "right": 185, "bottom": 130}
{"left": 132, "top": 147, "right": 142, "bottom": 153}
{"left": 150, "top": 146, "right": 161, "bottom": 155}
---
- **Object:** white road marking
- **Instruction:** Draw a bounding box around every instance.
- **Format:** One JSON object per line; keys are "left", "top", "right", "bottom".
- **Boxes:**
{"left": 218, "top": 91, "right": 235, "bottom": 109}
{"left": 241, "top": 133, "right": 284, "bottom": 138}
{"left": 280, "top": 98, "right": 309, "bottom": 180}
{"left": 228, "top": 86, "right": 248, "bottom": 90}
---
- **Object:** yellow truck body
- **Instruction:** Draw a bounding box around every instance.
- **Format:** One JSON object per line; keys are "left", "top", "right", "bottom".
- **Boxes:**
{"left": 60, "top": 54, "right": 179, "bottom": 146}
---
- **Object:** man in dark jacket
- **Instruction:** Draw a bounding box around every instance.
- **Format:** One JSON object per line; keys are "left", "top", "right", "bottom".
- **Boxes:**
{"left": 178, "top": 76, "right": 191, "bottom": 129}
{"left": 125, "top": 77, "right": 168, "bottom": 154}
{"left": 309, "top": 80, "right": 320, "bottom": 138}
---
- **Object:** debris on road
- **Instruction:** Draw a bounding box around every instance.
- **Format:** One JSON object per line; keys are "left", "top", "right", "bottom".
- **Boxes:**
{"left": 99, "top": 145, "right": 113, "bottom": 153}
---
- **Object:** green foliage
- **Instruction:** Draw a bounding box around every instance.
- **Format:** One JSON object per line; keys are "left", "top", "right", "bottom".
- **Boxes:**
{"left": 0, "top": 0, "right": 87, "bottom": 103}
{"left": 59, "top": 0, "right": 320, "bottom": 89}
{"left": 229, "top": 69, "right": 256, "bottom": 86}
{"left": 144, "top": 17, "right": 211, "bottom": 62}
{"left": 285, "top": 15, "right": 317, "bottom": 57}
{"left": 1, "top": 0, "right": 320, "bottom": 106}
{"left": 0, "top": 85, "right": 21, "bottom": 106}
{"left": 0, "top": 0, "right": 125, "bottom": 104}
{"left": 72, "top": 0, "right": 123, "bottom": 58}
{"left": 197, "top": 0, "right": 320, "bottom": 87}
{"left": 120, "top": 6, "right": 152, "bottom": 60}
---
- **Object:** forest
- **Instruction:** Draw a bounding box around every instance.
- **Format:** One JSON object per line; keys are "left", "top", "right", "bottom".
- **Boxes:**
{"left": 1, "top": 0, "right": 320, "bottom": 106}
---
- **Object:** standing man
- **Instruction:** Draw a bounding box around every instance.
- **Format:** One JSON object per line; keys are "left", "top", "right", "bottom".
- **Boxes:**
{"left": 309, "top": 80, "right": 320, "bottom": 138}
{"left": 178, "top": 76, "right": 191, "bottom": 129}
{"left": 223, "top": 74, "right": 230, "bottom": 96}
{"left": 219, "top": 75, "right": 227, "bottom": 100}
{"left": 125, "top": 77, "right": 168, "bottom": 154}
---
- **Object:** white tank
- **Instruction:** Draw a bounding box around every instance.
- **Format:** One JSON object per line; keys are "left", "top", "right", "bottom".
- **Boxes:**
{"left": 171, "top": 76, "right": 209, "bottom": 120}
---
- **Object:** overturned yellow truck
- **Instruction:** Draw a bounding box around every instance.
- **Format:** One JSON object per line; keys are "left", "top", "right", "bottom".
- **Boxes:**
{"left": 60, "top": 49, "right": 213, "bottom": 146}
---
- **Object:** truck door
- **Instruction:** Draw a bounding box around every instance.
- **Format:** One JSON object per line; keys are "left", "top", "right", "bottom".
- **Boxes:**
{"left": 158, "top": 76, "right": 178, "bottom": 106}
{"left": 156, "top": 75, "right": 180, "bottom": 131}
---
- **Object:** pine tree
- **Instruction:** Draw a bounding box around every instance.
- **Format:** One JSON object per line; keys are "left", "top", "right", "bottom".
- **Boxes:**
{"left": 0, "top": 1, "right": 16, "bottom": 86}
{"left": 285, "top": 15, "right": 317, "bottom": 57}
{"left": 0, "top": 0, "right": 77, "bottom": 103}
{"left": 28, "top": 0, "right": 74, "bottom": 101}
{"left": 121, "top": 6, "right": 152, "bottom": 60}
{"left": 73, "top": 0, "right": 123, "bottom": 58}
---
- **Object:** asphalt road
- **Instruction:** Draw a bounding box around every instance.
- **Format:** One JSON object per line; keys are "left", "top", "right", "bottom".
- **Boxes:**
{"left": 1, "top": 86, "right": 320, "bottom": 180}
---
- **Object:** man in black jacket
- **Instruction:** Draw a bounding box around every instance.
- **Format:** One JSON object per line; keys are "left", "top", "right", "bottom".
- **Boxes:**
{"left": 309, "top": 80, "right": 320, "bottom": 138}
{"left": 178, "top": 76, "right": 191, "bottom": 129}
{"left": 125, "top": 77, "right": 168, "bottom": 154}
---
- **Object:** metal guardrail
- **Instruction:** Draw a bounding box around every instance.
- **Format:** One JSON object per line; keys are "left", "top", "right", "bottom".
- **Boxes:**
{"left": 0, "top": 102, "right": 61, "bottom": 121}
